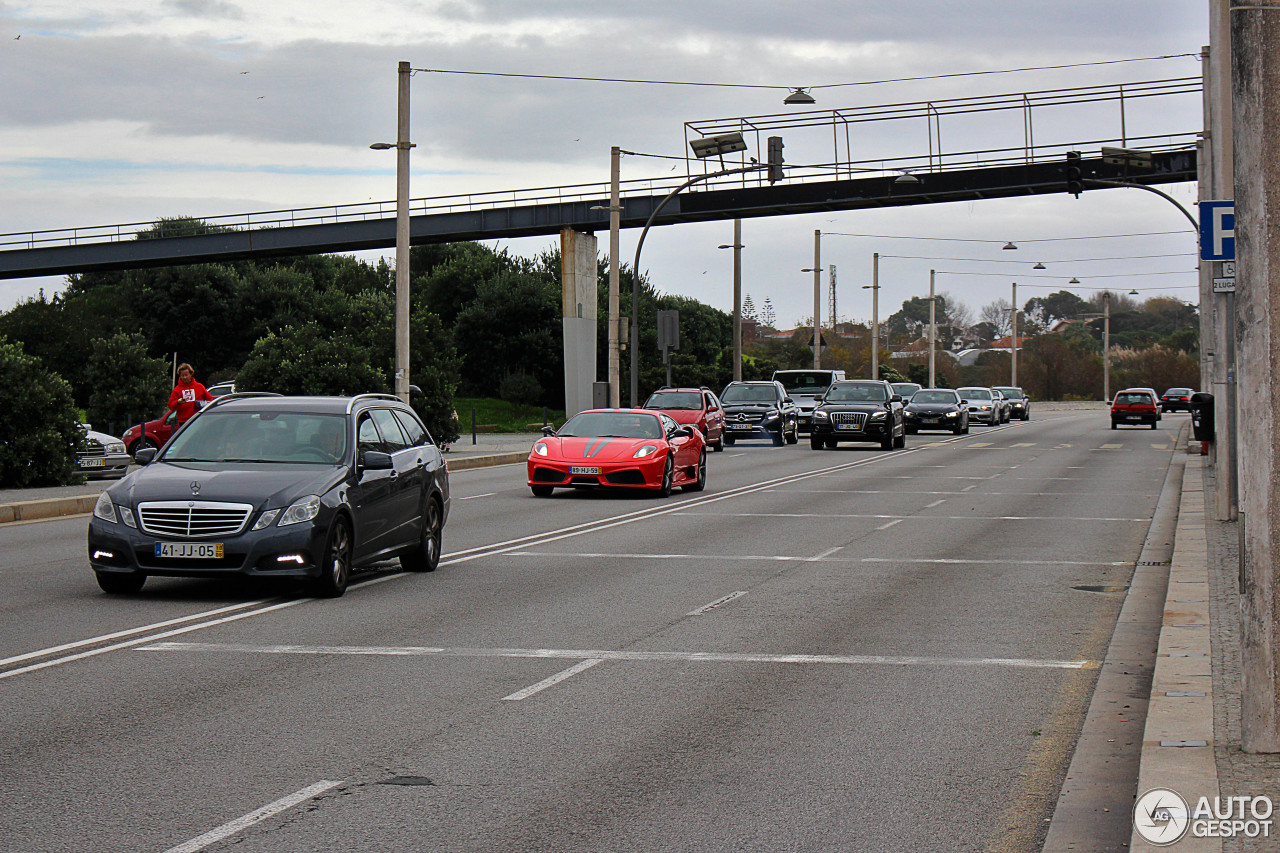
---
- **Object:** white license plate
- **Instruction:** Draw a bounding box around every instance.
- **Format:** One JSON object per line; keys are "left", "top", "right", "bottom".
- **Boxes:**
{"left": 1127, "top": 415, "right": 1142, "bottom": 421}
{"left": 569, "top": 466, "right": 600, "bottom": 475}
{"left": 836, "top": 423, "right": 861, "bottom": 431}
{"left": 731, "top": 424, "right": 754, "bottom": 431}
{"left": 79, "top": 458, "right": 106, "bottom": 467}
{"left": 155, "top": 542, "right": 224, "bottom": 559}
{"left": 921, "top": 418, "right": 939, "bottom": 424}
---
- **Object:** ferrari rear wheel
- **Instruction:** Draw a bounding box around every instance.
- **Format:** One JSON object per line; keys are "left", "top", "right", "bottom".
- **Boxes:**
{"left": 684, "top": 450, "right": 707, "bottom": 492}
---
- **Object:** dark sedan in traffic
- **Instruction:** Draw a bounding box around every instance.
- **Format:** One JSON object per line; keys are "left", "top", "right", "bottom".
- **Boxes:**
{"left": 88, "top": 393, "right": 450, "bottom": 597}
{"left": 903, "top": 388, "right": 970, "bottom": 435}
{"left": 809, "top": 380, "right": 906, "bottom": 450}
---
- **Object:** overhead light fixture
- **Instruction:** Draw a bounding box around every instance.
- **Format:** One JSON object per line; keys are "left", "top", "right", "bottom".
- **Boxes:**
{"left": 1069, "top": 277, "right": 1080, "bottom": 284}
{"left": 893, "top": 172, "right": 920, "bottom": 185}
{"left": 1033, "top": 262, "right": 1046, "bottom": 270}
{"left": 784, "top": 88, "right": 816, "bottom": 106}
{"left": 1003, "top": 242, "right": 1018, "bottom": 250}
{"left": 689, "top": 132, "right": 748, "bottom": 159}
{"left": 1129, "top": 288, "right": 1140, "bottom": 295}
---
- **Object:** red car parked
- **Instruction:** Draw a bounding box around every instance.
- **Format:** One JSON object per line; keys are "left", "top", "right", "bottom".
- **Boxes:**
{"left": 642, "top": 386, "right": 726, "bottom": 452}
{"left": 1111, "top": 389, "right": 1160, "bottom": 429}
{"left": 121, "top": 410, "right": 180, "bottom": 457}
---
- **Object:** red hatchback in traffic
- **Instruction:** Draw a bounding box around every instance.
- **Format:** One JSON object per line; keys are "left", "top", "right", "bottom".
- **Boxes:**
{"left": 642, "top": 386, "right": 726, "bottom": 452}
{"left": 1111, "top": 389, "right": 1160, "bottom": 429}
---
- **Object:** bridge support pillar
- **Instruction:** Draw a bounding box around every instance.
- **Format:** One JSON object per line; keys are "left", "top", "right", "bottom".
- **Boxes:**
{"left": 561, "top": 229, "right": 599, "bottom": 419}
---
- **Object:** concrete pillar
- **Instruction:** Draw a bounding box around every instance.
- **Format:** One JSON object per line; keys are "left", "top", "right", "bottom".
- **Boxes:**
{"left": 1231, "top": 0, "right": 1280, "bottom": 753}
{"left": 561, "top": 229, "right": 599, "bottom": 419}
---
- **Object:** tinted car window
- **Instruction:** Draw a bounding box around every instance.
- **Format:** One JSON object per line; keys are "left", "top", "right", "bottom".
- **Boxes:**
{"left": 958, "top": 388, "right": 993, "bottom": 400}
{"left": 358, "top": 414, "right": 384, "bottom": 454}
{"left": 826, "top": 384, "right": 888, "bottom": 402}
{"left": 164, "top": 410, "right": 348, "bottom": 463}
{"left": 912, "top": 390, "right": 959, "bottom": 404}
{"left": 722, "top": 385, "right": 779, "bottom": 404}
{"left": 560, "top": 412, "right": 663, "bottom": 439}
{"left": 1116, "top": 392, "right": 1154, "bottom": 405}
{"left": 371, "top": 409, "right": 409, "bottom": 452}
{"left": 647, "top": 391, "right": 702, "bottom": 409}
{"left": 392, "top": 409, "right": 429, "bottom": 447}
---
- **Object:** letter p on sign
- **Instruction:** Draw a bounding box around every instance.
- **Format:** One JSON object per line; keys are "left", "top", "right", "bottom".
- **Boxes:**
{"left": 1200, "top": 200, "right": 1235, "bottom": 261}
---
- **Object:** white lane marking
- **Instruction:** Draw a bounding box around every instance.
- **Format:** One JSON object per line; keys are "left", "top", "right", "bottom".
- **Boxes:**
{"left": 925, "top": 499, "right": 947, "bottom": 508}
{"left": 0, "top": 598, "right": 310, "bottom": 682}
{"left": 673, "top": 512, "right": 1148, "bottom": 522}
{"left": 142, "top": 641, "right": 1091, "bottom": 670}
{"left": 1099, "top": 444, "right": 1123, "bottom": 450}
{"left": 0, "top": 600, "right": 269, "bottom": 669}
{"left": 1011, "top": 442, "right": 1036, "bottom": 448}
{"left": 457, "top": 493, "right": 495, "bottom": 500}
{"left": 498, "top": 552, "right": 1130, "bottom": 567}
{"left": 687, "top": 591, "right": 749, "bottom": 615}
{"left": 967, "top": 442, "right": 994, "bottom": 448}
{"left": 807, "top": 546, "right": 844, "bottom": 562}
{"left": 502, "top": 659, "right": 604, "bottom": 701}
{"left": 162, "top": 780, "right": 343, "bottom": 853}
{"left": 876, "top": 519, "right": 904, "bottom": 531}
{"left": 962, "top": 484, "right": 979, "bottom": 492}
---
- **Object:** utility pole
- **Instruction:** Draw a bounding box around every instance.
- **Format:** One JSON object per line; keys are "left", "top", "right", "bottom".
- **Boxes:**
{"left": 870, "top": 253, "right": 880, "bottom": 380}
{"left": 1011, "top": 282, "right": 1018, "bottom": 386}
{"left": 393, "top": 60, "right": 412, "bottom": 403}
{"left": 928, "top": 269, "right": 936, "bottom": 387}
{"left": 608, "top": 146, "right": 621, "bottom": 408}
{"left": 1232, "top": 0, "right": 1280, "bottom": 753}
{"left": 812, "top": 230, "right": 822, "bottom": 369}
{"left": 732, "top": 219, "right": 743, "bottom": 381}
{"left": 1103, "top": 291, "right": 1111, "bottom": 403}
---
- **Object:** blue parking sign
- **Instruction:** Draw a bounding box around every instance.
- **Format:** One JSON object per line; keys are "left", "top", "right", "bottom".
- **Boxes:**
{"left": 1200, "top": 200, "right": 1235, "bottom": 261}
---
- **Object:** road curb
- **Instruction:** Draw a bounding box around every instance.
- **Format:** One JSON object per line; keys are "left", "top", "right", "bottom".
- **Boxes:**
{"left": 0, "top": 453, "right": 528, "bottom": 525}
{"left": 0, "top": 494, "right": 98, "bottom": 523}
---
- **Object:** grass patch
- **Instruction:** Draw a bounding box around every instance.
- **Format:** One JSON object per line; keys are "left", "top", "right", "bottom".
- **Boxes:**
{"left": 453, "top": 397, "right": 565, "bottom": 433}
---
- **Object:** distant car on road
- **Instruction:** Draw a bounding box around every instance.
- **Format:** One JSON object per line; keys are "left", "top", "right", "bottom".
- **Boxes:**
{"left": 77, "top": 425, "right": 131, "bottom": 480}
{"left": 1111, "top": 388, "right": 1160, "bottom": 429}
{"left": 903, "top": 389, "right": 969, "bottom": 435}
{"left": 1159, "top": 387, "right": 1194, "bottom": 413}
{"left": 720, "top": 381, "right": 799, "bottom": 446}
{"left": 528, "top": 409, "right": 706, "bottom": 497}
{"left": 89, "top": 392, "right": 450, "bottom": 597}
{"left": 956, "top": 387, "right": 1001, "bottom": 425}
{"left": 809, "top": 380, "right": 905, "bottom": 450}
{"left": 772, "top": 369, "right": 845, "bottom": 434}
{"left": 890, "top": 382, "right": 922, "bottom": 402}
{"left": 643, "top": 386, "right": 725, "bottom": 452}
{"left": 992, "top": 386, "right": 1030, "bottom": 421}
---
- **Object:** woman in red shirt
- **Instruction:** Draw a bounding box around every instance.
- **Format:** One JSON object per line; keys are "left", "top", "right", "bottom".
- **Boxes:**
{"left": 168, "top": 363, "right": 214, "bottom": 425}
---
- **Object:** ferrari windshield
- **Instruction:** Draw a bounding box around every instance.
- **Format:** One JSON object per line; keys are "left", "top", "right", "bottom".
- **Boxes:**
{"left": 721, "top": 385, "right": 779, "bottom": 404}
{"left": 645, "top": 391, "right": 702, "bottom": 410}
{"left": 825, "top": 383, "right": 888, "bottom": 403}
{"left": 559, "top": 411, "right": 663, "bottom": 439}
{"left": 910, "top": 390, "right": 959, "bottom": 405}
{"left": 162, "top": 411, "right": 349, "bottom": 463}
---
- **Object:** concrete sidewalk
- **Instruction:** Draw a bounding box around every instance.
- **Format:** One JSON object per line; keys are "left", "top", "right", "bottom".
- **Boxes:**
{"left": 1129, "top": 450, "right": 1280, "bottom": 851}
{"left": 0, "top": 432, "right": 539, "bottom": 523}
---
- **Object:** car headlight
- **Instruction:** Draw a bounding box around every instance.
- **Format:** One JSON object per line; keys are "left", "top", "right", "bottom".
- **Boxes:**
{"left": 814, "top": 410, "right": 829, "bottom": 420}
{"left": 633, "top": 444, "right": 659, "bottom": 459}
{"left": 762, "top": 412, "right": 779, "bottom": 422}
{"left": 278, "top": 495, "right": 321, "bottom": 527}
{"left": 93, "top": 492, "right": 117, "bottom": 523}
{"left": 533, "top": 442, "right": 549, "bottom": 456}
{"left": 869, "top": 411, "right": 888, "bottom": 420}
{"left": 252, "top": 509, "right": 282, "bottom": 531}
{"left": 904, "top": 411, "right": 917, "bottom": 418}
{"left": 979, "top": 404, "right": 991, "bottom": 411}
{"left": 945, "top": 411, "right": 958, "bottom": 418}
{"left": 107, "top": 442, "right": 126, "bottom": 454}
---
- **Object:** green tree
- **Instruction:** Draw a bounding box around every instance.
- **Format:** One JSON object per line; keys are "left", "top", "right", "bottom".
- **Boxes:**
{"left": 0, "top": 337, "right": 85, "bottom": 487}
{"left": 236, "top": 323, "right": 388, "bottom": 397}
{"left": 86, "top": 333, "right": 170, "bottom": 432}
{"left": 453, "top": 268, "right": 563, "bottom": 404}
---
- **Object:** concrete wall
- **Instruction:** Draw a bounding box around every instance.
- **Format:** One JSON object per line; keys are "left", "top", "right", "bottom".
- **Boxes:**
{"left": 561, "top": 229, "right": 599, "bottom": 418}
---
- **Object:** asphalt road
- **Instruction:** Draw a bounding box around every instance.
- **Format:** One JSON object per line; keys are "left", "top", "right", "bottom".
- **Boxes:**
{"left": 0, "top": 411, "right": 1186, "bottom": 853}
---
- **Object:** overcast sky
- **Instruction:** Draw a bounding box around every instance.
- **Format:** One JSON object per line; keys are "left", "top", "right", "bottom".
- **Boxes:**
{"left": 1, "top": 1, "right": 1210, "bottom": 328}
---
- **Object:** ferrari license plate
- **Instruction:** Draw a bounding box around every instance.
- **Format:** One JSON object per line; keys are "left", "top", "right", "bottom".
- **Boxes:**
{"left": 569, "top": 466, "right": 601, "bottom": 475}
{"left": 155, "top": 542, "right": 223, "bottom": 559}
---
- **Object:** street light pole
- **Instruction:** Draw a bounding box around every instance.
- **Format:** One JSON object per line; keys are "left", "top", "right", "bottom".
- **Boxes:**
{"left": 869, "top": 253, "right": 880, "bottom": 380}
{"left": 608, "top": 146, "right": 621, "bottom": 407}
{"left": 631, "top": 164, "right": 763, "bottom": 406}
{"left": 731, "top": 220, "right": 743, "bottom": 381}
{"left": 394, "top": 60, "right": 413, "bottom": 404}
{"left": 1011, "top": 281, "right": 1018, "bottom": 386}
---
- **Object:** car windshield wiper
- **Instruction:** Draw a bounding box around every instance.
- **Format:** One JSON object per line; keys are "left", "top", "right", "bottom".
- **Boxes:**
{"left": 217, "top": 457, "right": 273, "bottom": 463}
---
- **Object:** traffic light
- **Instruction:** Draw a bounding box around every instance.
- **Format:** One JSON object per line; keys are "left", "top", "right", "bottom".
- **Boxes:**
{"left": 1066, "top": 150, "right": 1083, "bottom": 197}
{"left": 767, "top": 136, "right": 784, "bottom": 184}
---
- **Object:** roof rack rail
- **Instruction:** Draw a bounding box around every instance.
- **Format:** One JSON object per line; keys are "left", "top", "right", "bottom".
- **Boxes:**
{"left": 345, "top": 393, "right": 403, "bottom": 414}
{"left": 204, "top": 391, "right": 283, "bottom": 409}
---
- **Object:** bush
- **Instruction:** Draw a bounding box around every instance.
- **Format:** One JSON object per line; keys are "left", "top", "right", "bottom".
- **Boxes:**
{"left": 86, "top": 332, "right": 170, "bottom": 432}
{"left": 0, "top": 337, "right": 85, "bottom": 487}
{"left": 499, "top": 373, "right": 543, "bottom": 407}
